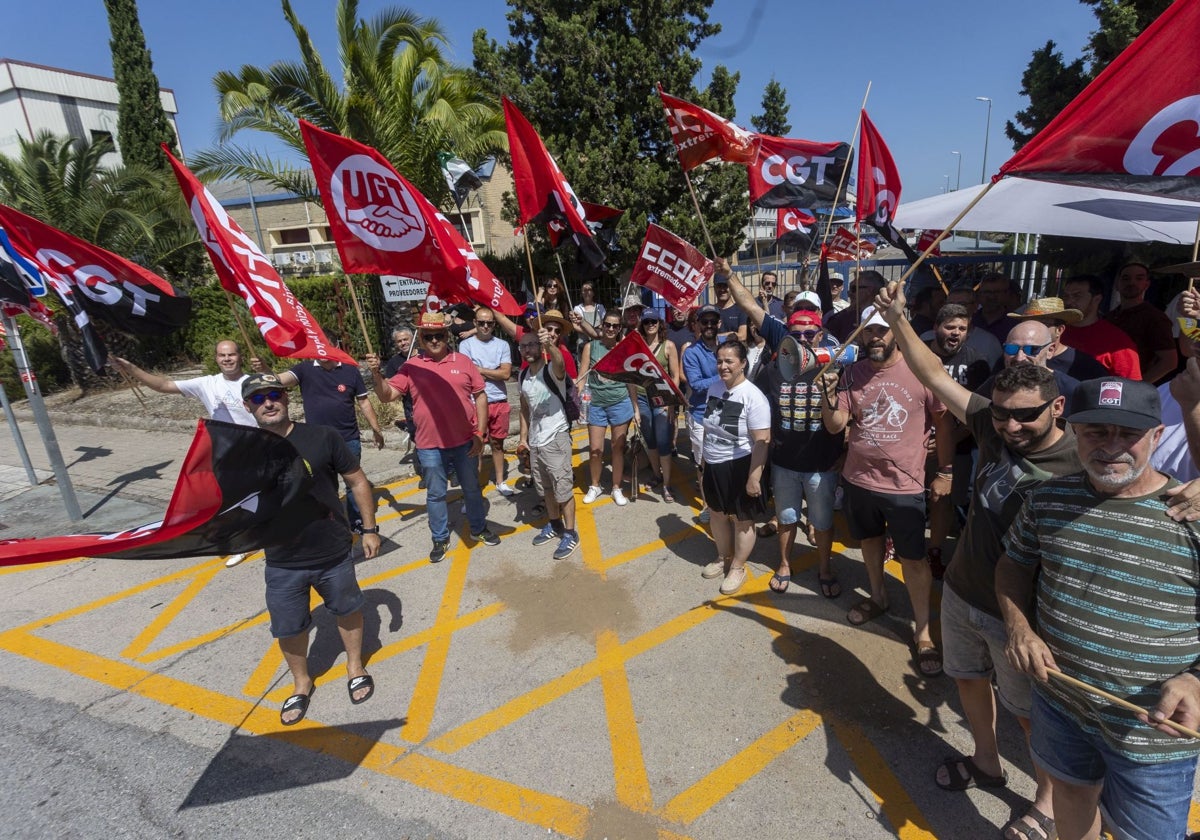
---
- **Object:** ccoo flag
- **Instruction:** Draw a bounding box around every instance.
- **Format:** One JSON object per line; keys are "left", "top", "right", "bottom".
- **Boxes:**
{"left": 629, "top": 223, "right": 714, "bottom": 312}
{"left": 657, "top": 84, "right": 757, "bottom": 171}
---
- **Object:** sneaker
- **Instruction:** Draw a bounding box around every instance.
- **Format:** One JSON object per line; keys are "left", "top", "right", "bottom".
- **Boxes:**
{"left": 701, "top": 558, "right": 727, "bottom": 579}
{"left": 224, "top": 552, "right": 249, "bottom": 568}
{"left": 553, "top": 531, "right": 580, "bottom": 560}
{"left": 719, "top": 566, "right": 747, "bottom": 595}
{"left": 430, "top": 539, "right": 450, "bottom": 563}
{"left": 472, "top": 528, "right": 501, "bottom": 546}
{"left": 612, "top": 487, "right": 628, "bottom": 507}
{"left": 532, "top": 523, "right": 559, "bottom": 546}
{"left": 698, "top": 508, "right": 711, "bottom": 525}
{"left": 496, "top": 482, "right": 515, "bottom": 497}
{"left": 418, "top": 477, "right": 428, "bottom": 490}
{"left": 583, "top": 485, "right": 603, "bottom": 504}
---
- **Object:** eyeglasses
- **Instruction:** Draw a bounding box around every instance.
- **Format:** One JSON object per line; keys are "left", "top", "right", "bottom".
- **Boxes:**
{"left": 1002, "top": 342, "right": 1051, "bottom": 357}
{"left": 602, "top": 322, "right": 621, "bottom": 330}
{"left": 990, "top": 397, "right": 1055, "bottom": 424}
{"left": 476, "top": 320, "right": 495, "bottom": 327}
{"left": 248, "top": 390, "right": 284, "bottom": 405}
{"left": 423, "top": 332, "right": 447, "bottom": 342}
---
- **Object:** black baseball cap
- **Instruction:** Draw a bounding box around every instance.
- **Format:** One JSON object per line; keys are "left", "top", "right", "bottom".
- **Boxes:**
{"left": 1066, "top": 377, "right": 1161, "bottom": 429}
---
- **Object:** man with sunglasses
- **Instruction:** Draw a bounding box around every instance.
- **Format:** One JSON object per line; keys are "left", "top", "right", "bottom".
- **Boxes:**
{"left": 756, "top": 271, "right": 786, "bottom": 321}
{"left": 492, "top": 308, "right": 579, "bottom": 379}
{"left": 824, "top": 269, "right": 886, "bottom": 343}
{"left": 681, "top": 303, "right": 723, "bottom": 523}
{"left": 977, "top": 321, "right": 1081, "bottom": 404}
{"left": 874, "top": 281, "right": 1079, "bottom": 840}
{"left": 366, "top": 311, "right": 500, "bottom": 564}
{"left": 459, "top": 307, "right": 516, "bottom": 497}
{"left": 241, "top": 373, "right": 380, "bottom": 727}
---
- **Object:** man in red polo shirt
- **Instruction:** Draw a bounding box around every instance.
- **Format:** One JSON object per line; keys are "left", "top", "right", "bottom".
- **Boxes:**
{"left": 366, "top": 311, "right": 501, "bottom": 563}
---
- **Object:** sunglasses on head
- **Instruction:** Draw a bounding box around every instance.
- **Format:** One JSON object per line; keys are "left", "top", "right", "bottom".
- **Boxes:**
{"left": 1003, "top": 342, "right": 1051, "bottom": 357}
{"left": 248, "top": 390, "right": 284, "bottom": 405}
{"left": 990, "top": 397, "right": 1055, "bottom": 423}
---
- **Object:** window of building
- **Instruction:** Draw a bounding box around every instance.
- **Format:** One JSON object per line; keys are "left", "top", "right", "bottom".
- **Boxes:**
{"left": 276, "top": 228, "right": 311, "bottom": 245}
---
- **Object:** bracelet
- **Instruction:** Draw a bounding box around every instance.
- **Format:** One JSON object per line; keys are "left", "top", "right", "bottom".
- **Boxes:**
{"left": 360, "top": 526, "right": 380, "bottom": 534}
{"left": 935, "top": 471, "right": 953, "bottom": 479}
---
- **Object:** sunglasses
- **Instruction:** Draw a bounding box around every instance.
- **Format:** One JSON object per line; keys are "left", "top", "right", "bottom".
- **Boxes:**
{"left": 990, "top": 397, "right": 1055, "bottom": 424}
{"left": 1003, "top": 342, "right": 1051, "bottom": 357}
{"left": 699, "top": 318, "right": 720, "bottom": 326}
{"left": 602, "top": 322, "right": 621, "bottom": 330}
{"left": 248, "top": 390, "right": 284, "bottom": 405}
{"left": 423, "top": 332, "right": 447, "bottom": 342}
{"left": 476, "top": 320, "right": 495, "bottom": 327}
{"left": 792, "top": 329, "right": 819, "bottom": 339}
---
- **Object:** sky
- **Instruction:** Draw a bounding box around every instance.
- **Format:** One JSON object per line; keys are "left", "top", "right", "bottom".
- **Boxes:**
{"left": 3, "top": 0, "right": 1100, "bottom": 202}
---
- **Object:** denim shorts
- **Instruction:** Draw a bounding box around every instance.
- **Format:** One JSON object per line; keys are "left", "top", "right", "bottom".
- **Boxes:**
{"left": 1030, "top": 692, "right": 1198, "bottom": 840}
{"left": 940, "top": 585, "right": 1032, "bottom": 717}
{"left": 264, "top": 552, "right": 364, "bottom": 638}
{"left": 771, "top": 466, "right": 837, "bottom": 531}
{"left": 587, "top": 398, "right": 635, "bottom": 428}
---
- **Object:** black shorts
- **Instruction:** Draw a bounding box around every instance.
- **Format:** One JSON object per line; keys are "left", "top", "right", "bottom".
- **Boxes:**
{"left": 842, "top": 481, "right": 926, "bottom": 560}
{"left": 702, "top": 454, "right": 768, "bottom": 522}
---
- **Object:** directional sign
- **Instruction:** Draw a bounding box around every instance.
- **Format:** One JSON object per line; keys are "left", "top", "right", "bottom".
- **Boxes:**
{"left": 380, "top": 275, "right": 429, "bottom": 303}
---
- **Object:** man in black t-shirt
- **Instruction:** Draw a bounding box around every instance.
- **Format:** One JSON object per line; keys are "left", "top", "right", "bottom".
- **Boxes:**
{"left": 242, "top": 373, "right": 381, "bottom": 727}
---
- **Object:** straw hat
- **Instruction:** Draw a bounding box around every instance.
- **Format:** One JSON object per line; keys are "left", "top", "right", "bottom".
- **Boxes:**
{"left": 415, "top": 311, "right": 450, "bottom": 331}
{"left": 539, "top": 308, "right": 573, "bottom": 335}
{"left": 1008, "top": 297, "right": 1083, "bottom": 325}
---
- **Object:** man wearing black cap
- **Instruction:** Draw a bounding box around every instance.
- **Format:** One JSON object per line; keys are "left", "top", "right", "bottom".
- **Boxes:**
{"left": 998, "top": 378, "right": 1200, "bottom": 840}
{"left": 711, "top": 274, "right": 747, "bottom": 343}
{"left": 241, "top": 373, "right": 380, "bottom": 727}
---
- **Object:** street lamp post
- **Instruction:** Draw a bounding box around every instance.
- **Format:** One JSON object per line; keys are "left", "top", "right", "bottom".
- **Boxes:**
{"left": 943, "top": 174, "right": 950, "bottom": 193}
{"left": 951, "top": 151, "right": 962, "bottom": 191}
{"left": 975, "top": 96, "right": 992, "bottom": 250}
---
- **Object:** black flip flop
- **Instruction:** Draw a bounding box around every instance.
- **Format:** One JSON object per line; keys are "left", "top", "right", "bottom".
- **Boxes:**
{"left": 280, "top": 691, "right": 311, "bottom": 726}
{"left": 348, "top": 674, "right": 375, "bottom": 705}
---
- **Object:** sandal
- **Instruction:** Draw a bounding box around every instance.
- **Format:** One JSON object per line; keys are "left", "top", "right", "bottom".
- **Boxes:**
{"left": 1002, "top": 806, "right": 1056, "bottom": 840}
{"left": 916, "top": 641, "right": 944, "bottom": 677}
{"left": 847, "top": 598, "right": 888, "bottom": 626}
{"left": 935, "top": 755, "right": 1008, "bottom": 791}
{"left": 280, "top": 691, "right": 312, "bottom": 726}
{"left": 769, "top": 572, "right": 790, "bottom": 592}
{"left": 662, "top": 486, "right": 675, "bottom": 503}
{"left": 818, "top": 575, "right": 841, "bottom": 599}
{"left": 756, "top": 521, "right": 778, "bottom": 538}
{"left": 348, "top": 674, "right": 375, "bottom": 705}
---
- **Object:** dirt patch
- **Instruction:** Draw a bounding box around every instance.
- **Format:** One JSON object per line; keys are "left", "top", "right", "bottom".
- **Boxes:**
{"left": 582, "top": 800, "right": 673, "bottom": 840}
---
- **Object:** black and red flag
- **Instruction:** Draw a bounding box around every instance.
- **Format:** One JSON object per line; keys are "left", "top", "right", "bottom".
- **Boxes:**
{"left": 657, "top": 84, "right": 758, "bottom": 171}
{"left": 503, "top": 97, "right": 605, "bottom": 268}
{"left": 775, "top": 208, "right": 816, "bottom": 253}
{"left": 591, "top": 330, "right": 685, "bottom": 408}
{"left": 298, "top": 121, "right": 523, "bottom": 316}
{"left": 748, "top": 134, "right": 852, "bottom": 208}
{"left": 548, "top": 201, "right": 623, "bottom": 252}
{"left": 997, "top": 0, "right": 1200, "bottom": 197}
{"left": 628, "top": 223, "right": 714, "bottom": 312}
{"left": 856, "top": 109, "right": 912, "bottom": 256}
{"left": 0, "top": 420, "right": 321, "bottom": 566}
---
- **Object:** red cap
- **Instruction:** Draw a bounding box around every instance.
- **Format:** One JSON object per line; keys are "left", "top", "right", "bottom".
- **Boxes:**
{"left": 788, "top": 309, "right": 822, "bottom": 328}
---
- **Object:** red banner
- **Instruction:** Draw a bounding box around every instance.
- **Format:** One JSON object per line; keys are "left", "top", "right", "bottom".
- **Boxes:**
{"left": 748, "top": 134, "right": 852, "bottom": 208}
{"left": 591, "top": 330, "right": 685, "bottom": 408}
{"left": 775, "top": 208, "right": 816, "bottom": 252}
{"left": 165, "top": 147, "right": 357, "bottom": 365}
{"left": 657, "top": 84, "right": 757, "bottom": 172}
{"left": 916, "top": 229, "right": 943, "bottom": 256}
{"left": 628, "top": 223, "right": 714, "bottom": 311}
{"left": 856, "top": 110, "right": 902, "bottom": 228}
{"left": 299, "top": 122, "right": 523, "bottom": 315}
{"left": 825, "top": 227, "right": 874, "bottom": 262}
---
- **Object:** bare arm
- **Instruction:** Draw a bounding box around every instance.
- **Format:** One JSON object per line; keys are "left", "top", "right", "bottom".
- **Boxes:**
{"left": 719, "top": 258, "right": 767, "bottom": 330}
{"left": 996, "top": 553, "right": 1057, "bottom": 683}
{"left": 493, "top": 310, "right": 519, "bottom": 341}
{"left": 108, "top": 356, "right": 182, "bottom": 395}
{"left": 818, "top": 370, "right": 851, "bottom": 434}
{"left": 249, "top": 357, "right": 299, "bottom": 387}
{"left": 746, "top": 427, "right": 770, "bottom": 498}
{"left": 666, "top": 341, "right": 681, "bottom": 387}
{"left": 364, "top": 353, "right": 401, "bottom": 402}
{"left": 356, "top": 394, "right": 385, "bottom": 449}
{"left": 477, "top": 360, "right": 512, "bottom": 384}
{"left": 1170, "top": 356, "right": 1200, "bottom": 484}
{"left": 342, "top": 467, "right": 380, "bottom": 559}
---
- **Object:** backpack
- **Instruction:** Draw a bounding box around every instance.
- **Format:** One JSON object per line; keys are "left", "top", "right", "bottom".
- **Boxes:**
{"left": 521, "top": 364, "right": 581, "bottom": 424}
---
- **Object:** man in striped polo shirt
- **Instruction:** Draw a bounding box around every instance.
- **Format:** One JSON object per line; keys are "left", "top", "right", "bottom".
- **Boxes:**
{"left": 998, "top": 377, "right": 1200, "bottom": 840}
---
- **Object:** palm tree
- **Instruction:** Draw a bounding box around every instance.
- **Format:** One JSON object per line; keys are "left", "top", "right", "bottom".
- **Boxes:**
{"left": 190, "top": 0, "right": 506, "bottom": 205}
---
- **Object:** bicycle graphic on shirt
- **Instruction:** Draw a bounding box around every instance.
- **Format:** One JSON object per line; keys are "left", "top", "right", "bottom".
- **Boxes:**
{"left": 859, "top": 388, "right": 908, "bottom": 430}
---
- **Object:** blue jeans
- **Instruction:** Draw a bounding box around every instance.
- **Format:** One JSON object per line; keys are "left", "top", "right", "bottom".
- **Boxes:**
{"left": 417, "top": 442, "right": 487, "bottom": 542}
{"left": 344, "top": 438, "right": 362, "bottom": 525}
{"left": 636, "top": 394, "right": 673, "bottom": 455}
{"left": 1030, "top": 692, "right": 1198, "bottom": 840}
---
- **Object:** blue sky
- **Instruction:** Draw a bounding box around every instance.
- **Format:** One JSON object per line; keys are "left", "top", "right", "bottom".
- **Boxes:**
{"left": 6, "top": 0, "right": 1099, "bottom": 201}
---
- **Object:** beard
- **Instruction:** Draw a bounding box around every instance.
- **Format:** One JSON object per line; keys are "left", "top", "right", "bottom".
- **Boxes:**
{"left": 1084, "top": 450, "right": 1146, "bottom": 491}
{"left": 866, "top": 339, "right": 896, "bottom": 362}
{"left": 1000, "top": 421, "right": 1053, "bottom": 454}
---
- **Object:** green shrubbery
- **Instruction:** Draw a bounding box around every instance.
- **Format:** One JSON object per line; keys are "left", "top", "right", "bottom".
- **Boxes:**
{"left": 0, "top": 315, "right": 71, "bottom": 402}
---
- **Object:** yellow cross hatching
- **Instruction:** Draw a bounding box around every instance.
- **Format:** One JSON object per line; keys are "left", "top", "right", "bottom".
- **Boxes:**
{"left": 3, "top": 461, "right": 1198, "bottom": 839}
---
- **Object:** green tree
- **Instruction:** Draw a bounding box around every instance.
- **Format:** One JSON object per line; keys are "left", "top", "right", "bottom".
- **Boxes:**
{"left": 191, "top": 0, "right": 506, "bottom": 207}
{"left": 751, "top": 77, "right": 791, "bottom": 136}
{"left": 1004, "top": 41, "right": 1088, "bottom": 150}
{"left": 473, "top": 0, "right": 750, "bottom": 270}
{"left": 1080, "top": 0, "right": 1172, "bottom": 67}
{"left": 104, "top": 0, "right": 178, "bottom": 169}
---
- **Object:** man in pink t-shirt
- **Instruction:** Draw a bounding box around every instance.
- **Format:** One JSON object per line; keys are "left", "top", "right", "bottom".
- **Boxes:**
{"left": 821, "top": 307, "right": 955, "bottom": 676}
{"left": 366, "top": 312, "right": 501, "bottom": 563}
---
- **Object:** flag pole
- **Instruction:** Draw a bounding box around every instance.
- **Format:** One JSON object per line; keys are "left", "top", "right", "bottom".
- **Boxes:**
{"left": 1047, "top": 670, "right": 1200, "bottom": 740}
{"left": 683, "top": 170, "right": 718, "bottom": 260}
{"left": 224, "top": 290, "right": 259, "bottom": 361}
{"left": 554, "top": 252, "right": 575, "bottom": 313}
{"left": 522, "top": 229, "right": 544, "bottom": 331}
{"left": 814, "top": 179, "right": 998, "bottom": 380}
{"left": 818, "top": 81, "right": 871, "bottom": 252}
{"left": 344, "top": 275, "right": 375, "bottom": 357}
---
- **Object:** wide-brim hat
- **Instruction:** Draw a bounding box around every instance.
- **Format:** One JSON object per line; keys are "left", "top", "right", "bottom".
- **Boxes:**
{"left": 416, "top": 311, "right": 450, "bottom": 331}
{"left": 1009, "top": 297, "right": 1083, "bottom": 325}
{"left": 1066, "top": 377, "right": 1161, "bottom": 429}
{"left": 241, "top": 372, "right": 290, "bottom": 400}
{"left": 539, "top": 308, "right": 573, "bottom": 335}
{"left": 620, "top": 293, "right": 646, "bottom": 311}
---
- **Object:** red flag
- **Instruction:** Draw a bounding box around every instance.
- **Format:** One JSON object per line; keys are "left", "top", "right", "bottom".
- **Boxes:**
{"left": 164, "top": 148, "right": 357, "bottom": 366}
{"left": 548, "top": 200, "right": 622, "bottom": 249}
{"left": 748, "top": 134, "right": 852, "bottom": 208}
{"left": 628, "top": 223, "right": 714, "bottom": 311}
{"left": 826, "top": 227, "right": 867, "bottom": 262}
{"left": 856, "top": 110, "right": 903, "bottom": 228}
{"left": 775, "top": 208, "right": 816, "bottom": 252}
{"left": 0, "top": 420, "right": 320, "bottom": 565}
{"left": 998, "top": 0, "right": 1200, "bottom": 197}
{"left": 298, "top": 122, "right": 523, "bottom": 316}
{"left": 657, "top": 83, "right": 757, "bottom": 171}
{"left": 916, "top": 229, "right": 943, "bottom": 256}
{"left": 591, "top": 330, "right": 685, "bottom": 408}
{"left": 503, "top": 97, "right": 604, "bottom": 267}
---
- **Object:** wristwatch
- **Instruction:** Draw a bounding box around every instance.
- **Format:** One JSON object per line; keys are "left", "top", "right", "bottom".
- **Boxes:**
{"left": 360, "top": 526, "right": 380, "bottom": 534}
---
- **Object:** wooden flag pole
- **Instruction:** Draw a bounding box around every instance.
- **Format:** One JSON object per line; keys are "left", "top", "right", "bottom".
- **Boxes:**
{"left": 522, "top": 230, "right": 544, "bottom": 331}
{"left": 554, "top": 252, "right": 575, "bottom": 313}
{"left": 224, "top": 290, "right": 258, "bottom": 361}
{"left": 344, "top": 275, "right": 375, "bottom": 357}
{"left": 1046, "top": 670, "right": 1200, "bottom": 740}
{"left": 115, "top": 368, "right": 149, "bottom": 410}
{"left": 818, "top": 81, "right": 871, "bottom": 252}
{"left": 683, "top": 170, "right": 718, "bottom": 260}
{"left": 815, "top": 179, "right": 998, "bottom": 381}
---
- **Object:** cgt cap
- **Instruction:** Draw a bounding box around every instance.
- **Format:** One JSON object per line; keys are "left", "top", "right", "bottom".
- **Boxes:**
{"left": 1066, "top": 377, "right": 1161, "bottom": 429}
{"left": 242, "top": 372, "right": 290, "bottom": 400}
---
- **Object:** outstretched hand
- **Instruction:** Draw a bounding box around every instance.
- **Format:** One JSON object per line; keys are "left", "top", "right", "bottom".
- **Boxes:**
{"left": 873, "top": 282, "right": 907, "bottom": 325}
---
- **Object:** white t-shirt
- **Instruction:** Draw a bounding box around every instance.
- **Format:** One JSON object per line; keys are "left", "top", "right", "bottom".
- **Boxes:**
{"left": 700, "top": 378, "right": 771, "bottom": 464}
{"left": 521, "top": 363, "right": 569, "bottom": 448}
{"left": 176, "top": 373, "right": 256, "bottom": 426}
{"left": 1153, "top": 381, "right": 1200, "bottom": 482}
{"left": 459, "top": 335, "right": 513, "bottom": 403}
{"left": 573, "top": 303, "right": 605, "bottom": 332}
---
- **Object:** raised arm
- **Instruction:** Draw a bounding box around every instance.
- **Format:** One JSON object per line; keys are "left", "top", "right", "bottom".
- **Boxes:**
{"left": 364, "top": 353, "right": 401, "bottom": 403}
{"left": 109, "top": 356, "right": 182, "bottom": 395}
{"left": 719, "top": 257, "right": 767, "bottom": 330}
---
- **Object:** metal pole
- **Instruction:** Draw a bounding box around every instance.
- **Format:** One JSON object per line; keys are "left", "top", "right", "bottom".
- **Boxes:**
{"left": 951, "top": 151, "right": 962, "bottom": 191}
{"left": 0, "top": 377, "right": 39, "bottom": 484}
{"left": 246, "top": 180, "right": 265, "bottom": 252}
{"left": 2, "top": 313, "right": 82, "bottom": 521}
{"left": 975, "top": 97, "right": 992, "bottom": 250}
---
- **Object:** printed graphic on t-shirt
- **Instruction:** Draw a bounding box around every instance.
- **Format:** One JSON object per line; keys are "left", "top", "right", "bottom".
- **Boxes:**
{"left": 778, "top": 381, "right": 823, "bottom": 433}
{"left": 704, "top": 393, "right": 743, "bottom": 449}
{"left": 977, "top": 449, "right": 1053, "bottom": 518}
{"left": 860, "top": 387, "right": 910, "bottom": 431}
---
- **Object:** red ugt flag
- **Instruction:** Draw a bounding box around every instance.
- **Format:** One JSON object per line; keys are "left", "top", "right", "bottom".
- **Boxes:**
{"left": 629, "top": 223, "right": 714, "bottom": 311}
{"left": 856, "top": 110, "right": 903, "bottom": 229}
{"left": 165, "top": 148, "right": 356, "bottom": 365}
{"left": 998, "top": 0, "right": 1200, "bottom": 197}
{"left": 657, "top": 84, "right": 757, "bottom": 171}
{"left": 591, "top": 330, "right": 685, "bottom": 408}
{"left": 299, "top": 121, "right": 522, "bottom": 315}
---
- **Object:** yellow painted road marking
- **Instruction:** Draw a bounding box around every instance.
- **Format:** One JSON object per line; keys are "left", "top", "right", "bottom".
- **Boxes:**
{"left": 122, "top": 563, "right": 222, "bottom": 660}
{"left": 596, "top": 629, "right": 652, "bottom": 812}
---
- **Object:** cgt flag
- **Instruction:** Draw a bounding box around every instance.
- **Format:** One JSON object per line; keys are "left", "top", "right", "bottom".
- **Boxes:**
{"left": 856, "top": 109, "right": 906, "bottom": 250}
{"left": 300, "top": 121, "right": 523, "bottom": 316}
{"left": 0, "top": 420, "right": 321, "bottom": 566}
{"left": 503, "top": 97, "right": 605, "bottom": 268}
{"left": 629, "top": 223, "right": 714, "bottom": 312}
{"left": 775, "top": 208, "right": 816, "bottom": 253}
{"left": 749, "top": 134, "right": 852, "bottom": 209}
{"left": 657, "top": 83, "right": 758, "bottom": 171}
{"left": 165, "top": 147, "right": 358, "bottom": 366}
{"left": 592, "top": 330, "right": 685, "bottom": 408}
